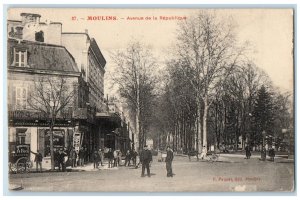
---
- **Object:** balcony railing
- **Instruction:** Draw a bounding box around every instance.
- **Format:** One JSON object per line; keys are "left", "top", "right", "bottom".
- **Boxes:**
{"left": 8, "top": 109, "right": 73, "bottom": 120}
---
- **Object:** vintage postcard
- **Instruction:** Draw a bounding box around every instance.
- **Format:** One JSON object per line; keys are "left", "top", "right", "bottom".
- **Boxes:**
{"left": 6, "top": 7, "right": 294, "bottom": 192}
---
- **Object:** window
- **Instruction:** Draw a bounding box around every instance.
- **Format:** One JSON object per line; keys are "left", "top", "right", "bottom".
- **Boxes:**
{"left": 16, "top": 128, "right": 28, "bottom": 145}
{"left": 17, "top": 134, "right": 26, "bottom": 144}
{"left": 35, "top": 31, "right": 44, "bottom": 42}
{"left": 16, "top": 87, "right": 27, "bottom": 110}
{"left": 13, "top": 48, "right": 27, "bottom": 67}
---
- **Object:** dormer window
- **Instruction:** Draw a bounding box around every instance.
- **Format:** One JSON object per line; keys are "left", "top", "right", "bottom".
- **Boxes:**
{"left": 13, "top": 48, "right": 27, "bottom": 67}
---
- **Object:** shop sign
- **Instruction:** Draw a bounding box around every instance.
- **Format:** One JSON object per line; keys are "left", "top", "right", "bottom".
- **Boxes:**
{"left": 73, "top": 132, "right": 81, "bottom": 152}
{"left": 13, "top": 144, "right": 30, "bottom": 157}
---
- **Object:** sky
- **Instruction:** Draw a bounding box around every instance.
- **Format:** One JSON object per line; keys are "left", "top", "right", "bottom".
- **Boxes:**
{"left": 7, "top": 8, "right": 294, "bottom": 94}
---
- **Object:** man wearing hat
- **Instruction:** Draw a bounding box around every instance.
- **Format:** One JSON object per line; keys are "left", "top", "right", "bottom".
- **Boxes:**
{"left": 166, "top": 146, "right": 174, "bottom": 177}
{"left": 140, "top": 145, "right": 152, "bottom": 177}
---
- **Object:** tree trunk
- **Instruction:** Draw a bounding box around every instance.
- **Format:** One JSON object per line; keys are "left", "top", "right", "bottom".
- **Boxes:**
{"left": 136, "top": 104, "right": 140, "bottom": 151}
{"left": 196, "top": 97, "right": 202, "bottom": 155}
{"left": 214, "top": 103, "right": 218, "bottom": 151}
{"left": 202, "top": 95, "right": 208, "bottom": 155}
{"left": 50, "top": 118, "right": 55, "bottom": 170}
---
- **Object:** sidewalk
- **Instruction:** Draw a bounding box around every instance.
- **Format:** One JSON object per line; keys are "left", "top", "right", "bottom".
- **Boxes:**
{"left": 71, "top": 162, "right": 120, "bottom": 172}
{"left": 220, "top": 153, "right": 294, "bottom": 162}
{"left": 24, "top": 161, "right": 122, "bottom": 173}
{"left": 176, "top": 153, "right": 294, "bottom": 163}
{"left": 67, "top": 161, "right": 134, "bottom": 172}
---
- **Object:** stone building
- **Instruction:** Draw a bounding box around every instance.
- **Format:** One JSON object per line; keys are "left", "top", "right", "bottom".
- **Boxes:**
{"left": 7, "top": 37, "right": 87, "bottom": 168}
{"left": 7, "top": 13, "right": 134, "bottom": 168}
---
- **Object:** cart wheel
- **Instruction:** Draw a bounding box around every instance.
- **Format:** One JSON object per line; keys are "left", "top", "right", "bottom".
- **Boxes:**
{"left": 210, "top": 154, "right": 219, "bottom": 162}
{"left": 9, "top": 162, "right": 17, "bottom": 173}
{"left": 16, "top": 158, "right": 32, "bottom": 173}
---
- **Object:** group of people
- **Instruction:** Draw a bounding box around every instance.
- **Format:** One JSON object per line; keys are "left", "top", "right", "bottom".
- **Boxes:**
{"left": 29, "top": 145, "right": 175, "bottom": 178}
{"left": 245, "top": 145, "right": 276, "bottom": 161}
{"left": 92, "top": 149, "right": 105, "bottom": 169}
{"left": 139, "top": 145, "right": 174, "bottom": 178}
{"left": 105, "top": 148, "right": 138, "bottom": 168}
{"left": 54, "top": 147, "right": 88, "bottom": 171}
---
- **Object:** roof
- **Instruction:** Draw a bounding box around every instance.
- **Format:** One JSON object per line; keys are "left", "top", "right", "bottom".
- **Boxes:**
{"left": 61, "top": 32, "right": 91, "bottom": 40}
{"left": 7, "top": 38, "right": 79, "bottom": 73}
{"left": 62, "top": 33, "right": 106, "bottom": 68}
{"left": 20, "top": 13, "right": 41, "bottom": 18}
{"left": 90, "top": 38, "right": 106, "bottom": 68}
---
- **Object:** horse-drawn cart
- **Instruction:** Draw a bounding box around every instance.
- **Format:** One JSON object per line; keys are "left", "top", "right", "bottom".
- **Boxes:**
{"left": 9, "top": 144, "right": 32, "bottom": 173}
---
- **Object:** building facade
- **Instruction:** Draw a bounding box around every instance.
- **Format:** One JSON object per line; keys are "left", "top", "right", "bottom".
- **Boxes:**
{"left": 62, "top": 32, "right": 106, "bottom": 111}
{"left": 7, "top": 13, "right": 134, "bottom": 168}
{"left": 7, "top": 37, "right": 85, "bottom": 168}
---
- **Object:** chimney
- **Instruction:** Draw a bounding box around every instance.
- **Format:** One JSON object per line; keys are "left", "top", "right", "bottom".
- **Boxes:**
{"left": 20, "top": 13, "right": 41, "bottom": 25}
{"left": 15, "top": 26, "right": 24, "bottom": 39}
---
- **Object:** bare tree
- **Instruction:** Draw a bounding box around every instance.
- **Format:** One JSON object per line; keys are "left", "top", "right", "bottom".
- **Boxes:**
{"left": 110, "top": 41, "right": 157, "bottom": 150}
{"left": 27, "top": 76, "right": 76, "bottom": 170}
{"left": 175, "top": 11, "right": 246, "bottom": 155}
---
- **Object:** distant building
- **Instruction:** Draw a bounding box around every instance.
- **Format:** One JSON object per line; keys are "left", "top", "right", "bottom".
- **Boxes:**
{"left": 8, "top": 13, "right": 62, "bottom": 45}
{"left": 62, "top": 32, "right": 106, "bottom": 111}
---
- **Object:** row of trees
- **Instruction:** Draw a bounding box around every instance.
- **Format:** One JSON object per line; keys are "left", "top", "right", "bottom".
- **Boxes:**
{"left": 111, "top": 11, "right": 293, "bottom": 154}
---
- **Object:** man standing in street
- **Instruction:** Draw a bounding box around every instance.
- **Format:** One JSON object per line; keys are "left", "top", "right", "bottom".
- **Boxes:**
{"left": 93, "top": 150, "right": 100, "bottom": 169}
{"left": 58, "top": 149, "right": 67, "bottom": 172}
{"left": 165, "top": 146, "right": 174, "bottom": 177}
{"left": 99, "top": 149, "right": 104, "bottom": 166}
{"left": 125, "top": 150, "right": 131, "bottom": 167}
{"left": 245, "top": 144, "right": 251, "bottom": 159}
{"left": 30, "top": 150, "right": 43, "bottom": 173}
{"left": 108, "top": 148, "right": 114, "bottom": 168}
{"left": 69, "top": 147, "right": 77, "bottom": 168}
{"left": 132, "top": 149, "right": 138, "bottom": 167}
{"left": 140, "top": 145, "right": 152, "bottom": 177}
{"left": 78, "top": 147, "right": 85, "bottom": 167}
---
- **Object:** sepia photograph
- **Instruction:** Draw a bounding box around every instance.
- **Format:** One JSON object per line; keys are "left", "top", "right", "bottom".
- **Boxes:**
{"left": 5, "top": 7, "right": 294, "bottom": 193}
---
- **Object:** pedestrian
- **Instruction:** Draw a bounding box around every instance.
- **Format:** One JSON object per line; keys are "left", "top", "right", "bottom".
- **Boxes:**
{"left": 113, "top": 149, "right": 118, "bottom": 167}
{"left": 132, "top": 149, "right": 138, "bottom": 166}
{"left": 108, "top": 148, "right": 114, "bottom": 168}
{"left": 69, "top": 147, "right": 77, "bottom": 168}
{"left": 140, "top": 145, "right": 152, "bottom": 177}
{"left": 58, "top": 149, "right": 67, "bottom": 172}
{"left": 84, "top": 147, "right": 88, "bottom": 164}
{"left": 78, "top": 147, "right": 85, "bottom": 167}
{"left": 118, "top": 150, "right": 123, "bottom": 166}
{"left": 54, "top": 148, "right": 59, "bottom": 168}
{"left": 261, "top": 147, "right": 267, "bottom": 161}
{"left": 165, "top": 146, "right": 174, "bottom": 177}
{"left": 93, "top": 150, "right": 100, "bottom": 169}
{"left": 200, "top": 146, "right": 206, "bottom": 160}
{"left": 245, "top": 145, "right": 251, "bottom": 159}
{"left": 269, "top": 147, "right": 275, "bottom": 162}
{"left": 125, "top": 150, "right": 131, "bottom": 167}
{"left": 188, "top": 149, "right": 192, "bottom": 162}
{"left": 99, "top": 149, "right": 104, "bottom": 166}
{"left": 30, "top": 150, "right": 43, "bottom": 172}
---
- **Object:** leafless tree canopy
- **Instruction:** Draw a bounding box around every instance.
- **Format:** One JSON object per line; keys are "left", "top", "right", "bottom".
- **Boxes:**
{"left": 110, "top": 41, "right": 157, "bottom": 149}
{"left": 28, "top": 76, "right": 76, "bottom": 117}
{"left": 27, "top": 75, "right": 76, "bottom": 169}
